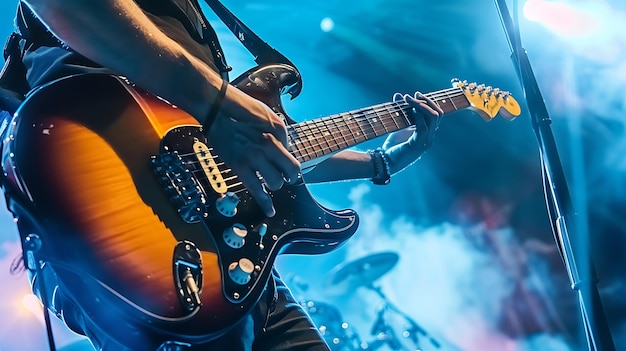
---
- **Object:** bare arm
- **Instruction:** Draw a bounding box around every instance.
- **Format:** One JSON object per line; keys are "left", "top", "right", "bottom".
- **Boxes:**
{"left": 24, "top": 0, "right": 220, "bottom": 118}
{"left": 302, "top": 150, "right": 372, "bottom": 183}
{"left": 304, "top": 93, "right": 443, "bottom": 184}
{"left": 23, "top": 0, "right": 301, "bottom": 216}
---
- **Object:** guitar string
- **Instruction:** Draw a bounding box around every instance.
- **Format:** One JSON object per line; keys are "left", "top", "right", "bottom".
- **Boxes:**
{"left": 290, "top": 101, "right": 411, "bottom": 160}
{"left": 177, "top": 87, "right": 466, "bottom": 161}
{"left": 194, "top": 88, "right": 469, "bottom": 180}
{"left": 184, "top": 99, "right": 413, "bottom": 184}
{"left": 186, "top": 106, "right": 403, "bottom": 196}
{"left": 181, "top": 89, "right": 470, "bottom": 196}
{"left": 288, "top": 88, "right": 470, "bottom": 160}
{"left": 180, "top": 98, "right": 402, "bottom": 189}
{"left": 177, "top": 101, "right": 411, "bottom": 197}
{"left": 176, "top": 88, "right": 470, "bottom": 195}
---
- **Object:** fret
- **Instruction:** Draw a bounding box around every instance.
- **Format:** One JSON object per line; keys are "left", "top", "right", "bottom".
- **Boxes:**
{"left": 352, "top": 113, "right": 369, "bottom": 144}
{"left": 323, "top": 117, "right": 349, "bottom": 150}
{"left": 380, "top": 105, "right": 398, "bottom": 134}
{"left": 314, "top": 119, "right": 336, "bottom": 154}
{"left": 387, "top": 105, "right": 401, "bottom": 130}
{"left": 365, "top": 108, "right": 387, "bottom": 137}
{"left": 386, "top": 102, "right": 411, "bottom": 130}
{"left": 286, "top": 87, "right": 473, "bottom": 162}
{"left": 425, "top": 87, "right": 470, "bottom": 114}
{"left": 356, "top": 115, "right": 369, "bottom": 143}
{"left": 355, "top": 110, "right": 376, "bottom": 140}
{"left": 373, "top": 110, "right": 389, "bottom": 134}
{"left": 286, "top": 125, "right": 307, "bottom": 163}
{"left": 305, "top": 121, "right": 323, "bottom": 157}
{"left": 326, "top": 117, "right": 350, "bottom": 150}
{"left": 294, "top": 123, "right": 316, "bottom": 162}
{"left": 436, "top": 96, "right": 456, "bottom": 114}
{"left": 287, "top": 127, "right": 304, "bottom": 161}
{"left": 445, "top": 90, "right": 459, "bottom": 111}
{"left": 335, "top": 115, "right": 352, "bottom": 147}
{"left": 380, "top": 103, "right": 404, "bottom": 132}
{"left": 341, "top": 114, "right": 361, "bottom": 145}
{"left": 451, "top": 93, "right": 471, "bottom": 111}
{"left": 302, "top": 121, "right": 323, "bottom": 158}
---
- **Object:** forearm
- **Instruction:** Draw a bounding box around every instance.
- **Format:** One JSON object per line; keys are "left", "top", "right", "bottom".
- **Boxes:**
{"left": 23, "top": 0, "right": 222, "bottom": 122}
{"left": 302, "top": 150, "right": 375, "bottom": 184}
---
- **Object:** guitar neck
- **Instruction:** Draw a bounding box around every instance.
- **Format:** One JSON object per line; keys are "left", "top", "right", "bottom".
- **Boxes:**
{"left": 287, "top": 86, "right": 471, "bottom": 164}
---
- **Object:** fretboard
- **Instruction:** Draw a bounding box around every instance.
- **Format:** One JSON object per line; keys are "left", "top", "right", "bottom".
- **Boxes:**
{"left": 287, "top": 86, "right": 471, "bottom": 164}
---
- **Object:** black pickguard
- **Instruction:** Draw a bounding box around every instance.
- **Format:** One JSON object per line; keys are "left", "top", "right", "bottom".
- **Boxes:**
{"left": 158, "top": 63, "right": 359, "bottom": 304}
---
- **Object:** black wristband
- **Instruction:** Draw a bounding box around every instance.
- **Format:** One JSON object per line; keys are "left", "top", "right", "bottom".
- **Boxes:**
{"left": 368, "top": 148, "right": 391, "bottom": 185}
{"left": 202, "top": 79, "right": 228, "bottom": 131}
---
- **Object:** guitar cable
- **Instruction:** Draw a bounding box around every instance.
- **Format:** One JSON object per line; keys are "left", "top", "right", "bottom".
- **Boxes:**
{"left": 23, "top": 233, "right": 58, "bottom": 351}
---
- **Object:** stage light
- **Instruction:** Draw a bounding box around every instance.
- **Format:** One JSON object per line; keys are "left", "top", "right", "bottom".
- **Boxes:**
{"left": 520, "top": 0, "right": 626, "bottom": 64}
{"left": 522, "top": 0, "right": 599, "bottom": 38}
{"left": 320, "top": 17, "right": 334, "bottom": 32}
{"left": 21, "top": 293, "right": 43, "bottom": 321}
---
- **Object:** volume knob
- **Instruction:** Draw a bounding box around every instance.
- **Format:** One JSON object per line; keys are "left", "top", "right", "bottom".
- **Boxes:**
{"left": 215, "top": 192, "right": 240, "bottom": 217}
{"left": 228, "top": 258, "right": 254, "bottom": 285}
{"left": 223, "top": 223, "right": 247, "bottom": 249}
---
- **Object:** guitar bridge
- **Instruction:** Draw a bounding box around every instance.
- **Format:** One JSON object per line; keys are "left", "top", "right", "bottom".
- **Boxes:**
{"left": 151, "top": 151, "right": 207, "bottom": 223}
{"left": 173, "top": 241, "right": 204, "bottom": 312}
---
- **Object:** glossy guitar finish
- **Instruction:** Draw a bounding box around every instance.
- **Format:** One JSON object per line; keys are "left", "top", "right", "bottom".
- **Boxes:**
{"left": 1, "top": 64, "right": 520, "bottom": 348}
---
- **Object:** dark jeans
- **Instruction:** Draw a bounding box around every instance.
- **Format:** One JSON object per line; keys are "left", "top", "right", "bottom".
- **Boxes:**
{"left": 199, "top": 272, "right": 331, "bottom": 351}
{"left": 83, "top": 272, "right": 331, "bottom": 351}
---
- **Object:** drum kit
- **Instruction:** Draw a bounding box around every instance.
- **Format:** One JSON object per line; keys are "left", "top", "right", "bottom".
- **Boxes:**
{"left": 299, "top": 252, "right": 443, "bottom": 351}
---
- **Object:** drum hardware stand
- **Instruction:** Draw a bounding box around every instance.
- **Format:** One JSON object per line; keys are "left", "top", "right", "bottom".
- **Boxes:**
{"left": 494, "top": 1, "right": 616, "bottom": 350}
{"left": 365, "top": 284, "right": 440, "bottom": 350}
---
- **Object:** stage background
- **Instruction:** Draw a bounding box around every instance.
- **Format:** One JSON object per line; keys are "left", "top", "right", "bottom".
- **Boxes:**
{"left": 1, "top": 1, "right": 625, "bottom": 350}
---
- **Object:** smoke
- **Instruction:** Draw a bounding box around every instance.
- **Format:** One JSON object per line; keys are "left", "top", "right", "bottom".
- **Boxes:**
{"left": 283, "top": 183, "right": 577, "bottom": 351}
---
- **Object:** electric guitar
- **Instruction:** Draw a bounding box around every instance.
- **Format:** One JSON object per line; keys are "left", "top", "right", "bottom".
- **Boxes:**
{"left": 2, "top": 64, "right": 521, "bottom": 348}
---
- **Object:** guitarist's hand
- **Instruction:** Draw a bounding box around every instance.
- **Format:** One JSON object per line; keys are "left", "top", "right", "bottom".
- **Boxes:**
{"left": 382, "top": 92, "right": 443, "bottom": 173}
{"left": 208, "top": 85, "right": 301, "bottom": 217}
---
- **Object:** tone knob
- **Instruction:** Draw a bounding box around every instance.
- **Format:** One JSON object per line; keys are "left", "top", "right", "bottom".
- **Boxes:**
{"left": 215, "top": 192, "right": 240, "bottom": 217}
{"left": 228, "top": 258, "right": 254, "bottom": 285}
{"left": 223, "top": 223, "right": 247, "bottom": 249}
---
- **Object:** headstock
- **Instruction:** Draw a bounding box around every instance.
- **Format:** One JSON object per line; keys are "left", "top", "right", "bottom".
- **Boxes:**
{"left": 452, "top": 78, "right": 521, "bottom": 121}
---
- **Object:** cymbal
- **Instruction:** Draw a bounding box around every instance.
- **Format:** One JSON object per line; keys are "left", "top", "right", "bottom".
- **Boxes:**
{"left": 323, "top": 252, "right": 399, "bottom": 294}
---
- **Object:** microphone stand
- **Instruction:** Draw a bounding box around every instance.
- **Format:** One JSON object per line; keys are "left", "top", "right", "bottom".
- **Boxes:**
{"left": 493, "top": 1, "right": 615, "bottom": 350}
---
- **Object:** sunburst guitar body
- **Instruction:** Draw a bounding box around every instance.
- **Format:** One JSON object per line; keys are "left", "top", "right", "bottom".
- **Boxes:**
{"left": 1, "top": 64, "right": 520, "bottom": 349}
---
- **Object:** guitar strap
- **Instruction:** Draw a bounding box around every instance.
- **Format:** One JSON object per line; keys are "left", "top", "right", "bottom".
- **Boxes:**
{"left": 198, "top": 0, "right": 301, "bottom": 72}
{"left": 0, "top": 2, "right": 31, "bottom": 116}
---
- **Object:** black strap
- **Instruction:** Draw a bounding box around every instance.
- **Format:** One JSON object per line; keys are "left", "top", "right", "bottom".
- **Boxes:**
{"left": 200, "top": 0, "right": 300, "bottom": 72}
{"left": 15, "top": 1, "right": 61, "bottom": 49}
{"left": 0, "top": 33, "right": 28, "bottom": 109}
